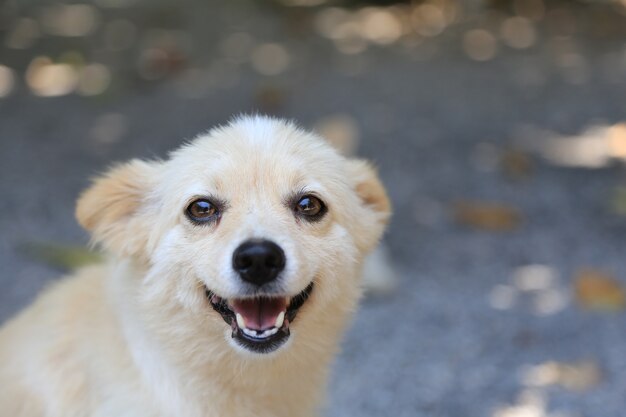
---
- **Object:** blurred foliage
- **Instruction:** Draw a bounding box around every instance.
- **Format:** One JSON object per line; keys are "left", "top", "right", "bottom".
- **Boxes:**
{"left": 1, "top": 0, "right": 626, "bottom": 100}
{"left": 18, "top": 242, "right": 102, "bottom": 272}
{"left": 610, "top": 187, "right": 626, "bottom": 216}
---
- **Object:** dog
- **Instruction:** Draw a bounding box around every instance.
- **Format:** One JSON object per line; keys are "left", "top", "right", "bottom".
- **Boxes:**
{"left": 0, "top": 116, "right": 390, "bottom": 417}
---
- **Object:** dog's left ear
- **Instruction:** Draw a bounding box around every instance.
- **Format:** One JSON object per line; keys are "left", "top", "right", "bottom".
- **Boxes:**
{"left": 346, "top": 160, "right": 391, "bottom": 253}
{"left": 76, "top": 159, "right": 160, "bottom": 257}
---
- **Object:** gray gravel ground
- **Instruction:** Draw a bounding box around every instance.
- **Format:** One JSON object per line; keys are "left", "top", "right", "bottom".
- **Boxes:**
{"left": 2, "top": 1, "right": 626, "bottom": 416}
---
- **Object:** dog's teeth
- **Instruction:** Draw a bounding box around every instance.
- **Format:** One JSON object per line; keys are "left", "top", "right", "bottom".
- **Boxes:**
{"left": 236, "top": 313, "right": 245, "bottom": 329}
{"left": 241, "top": 326, "right": 279, "bottom": 339}
{"left": 275, "top": 311, "right": 285, "bottom": 328}
{"left": 259, "top": 328, "right": 278, "bottom": 338}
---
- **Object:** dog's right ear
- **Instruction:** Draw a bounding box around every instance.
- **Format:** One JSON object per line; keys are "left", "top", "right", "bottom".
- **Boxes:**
{"left": 76, "top": 159, "right": 160, "bottom": 257}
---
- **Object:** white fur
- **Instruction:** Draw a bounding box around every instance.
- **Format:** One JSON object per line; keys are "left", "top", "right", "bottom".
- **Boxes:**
{"left": 0, "top": 116, "right": 390, "bottom": 417}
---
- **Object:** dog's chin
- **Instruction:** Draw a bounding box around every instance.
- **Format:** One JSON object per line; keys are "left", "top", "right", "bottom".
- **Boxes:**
{"left": 205, "top": 283, "right": 314, "bottom": 354}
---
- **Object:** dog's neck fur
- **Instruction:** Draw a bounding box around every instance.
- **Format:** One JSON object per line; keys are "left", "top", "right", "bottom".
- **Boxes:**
{"left": 107, "top": 258, "right": 356, "bottom": 417}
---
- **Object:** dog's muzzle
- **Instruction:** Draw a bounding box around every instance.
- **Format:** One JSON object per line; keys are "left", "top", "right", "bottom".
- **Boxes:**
{"left": 206, "top": 283, "right": 314, "bottom": 354}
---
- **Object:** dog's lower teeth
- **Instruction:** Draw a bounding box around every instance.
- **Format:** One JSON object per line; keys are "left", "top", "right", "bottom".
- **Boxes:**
{"left": 242, "top": 327, "right": 279, "bottom": 339}
{"left": 234, "top": 310, "right": 285, "bottom": 337}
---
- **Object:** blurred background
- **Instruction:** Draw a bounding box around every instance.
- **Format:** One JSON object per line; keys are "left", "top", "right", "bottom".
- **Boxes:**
{"left": 2, "top": 0, "right": 626, "bottom": 415}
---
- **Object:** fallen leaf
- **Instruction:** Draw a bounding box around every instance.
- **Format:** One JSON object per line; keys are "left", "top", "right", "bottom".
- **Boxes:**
{"left": 500, "top": 149, "right": 533, "bottom": 180}
{"left": 521, "top": 360, "right": 602, "bottom": 391}
{"left": 453, "top": 201, "right": 522, "bottom": 231}
{"left": 18, "top": 242, "right": 102, "bottom": 271}
{"left": 607, "top": 123, "right": 626, "bottom": 159}
{"left": 574, "top": 269, "right": 626, "bottom": 311}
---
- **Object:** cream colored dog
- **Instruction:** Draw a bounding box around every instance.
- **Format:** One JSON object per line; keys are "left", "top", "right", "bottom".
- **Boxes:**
{"left": 0, "top": 116, "right": 390, "bottom": 417}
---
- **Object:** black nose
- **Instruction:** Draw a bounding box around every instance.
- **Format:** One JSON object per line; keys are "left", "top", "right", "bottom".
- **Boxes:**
{"left": 232, "top": 239, "right": 286, "bottom": 286}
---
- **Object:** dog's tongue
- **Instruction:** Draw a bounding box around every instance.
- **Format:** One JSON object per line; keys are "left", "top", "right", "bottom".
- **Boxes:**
{"left": 230, "top": 298, "right": 287, "bottom": 330}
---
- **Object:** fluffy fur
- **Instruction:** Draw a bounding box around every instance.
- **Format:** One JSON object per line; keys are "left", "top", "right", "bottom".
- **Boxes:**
{"left": 0, "top": 116, "right": 390, "bottom": 417}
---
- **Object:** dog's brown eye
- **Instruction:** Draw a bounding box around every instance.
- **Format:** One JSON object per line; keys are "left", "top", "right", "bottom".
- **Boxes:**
{"left": 186, "top": 199, "right": 219, "bottom": 223}
{"left": 295, "top": 195, "right": 326, "bottom": 221}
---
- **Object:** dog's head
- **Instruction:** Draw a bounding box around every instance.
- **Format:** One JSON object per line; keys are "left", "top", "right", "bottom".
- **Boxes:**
{"left": 76, "top": 116, "right": 390, "bottom": 355}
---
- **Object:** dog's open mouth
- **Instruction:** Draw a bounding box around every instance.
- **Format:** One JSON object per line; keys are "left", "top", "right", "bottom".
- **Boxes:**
{"left": 205, "top": 283, "right": 314, "bottom": 354}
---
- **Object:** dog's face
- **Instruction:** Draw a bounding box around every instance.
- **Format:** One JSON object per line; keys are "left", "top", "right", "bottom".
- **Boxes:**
{"left": 76, "top": 117, "right": 390, "bottom": 355}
